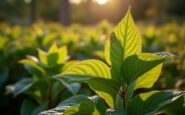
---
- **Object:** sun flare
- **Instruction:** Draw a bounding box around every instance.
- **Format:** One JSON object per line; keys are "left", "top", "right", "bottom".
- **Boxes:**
{"left": 96, "top": 0, "right": 108, "bottom": 5}
{"left": 69, "top": 0, "right": 82, "bottom": 4}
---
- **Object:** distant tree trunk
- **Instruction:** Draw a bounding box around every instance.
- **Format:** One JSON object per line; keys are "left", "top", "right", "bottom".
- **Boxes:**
{"left": 59, "top": 0, "right": 70, "bottom": 25}
{"left": 30, "top": 0, "right": 36, "bottom": 23}
{"left": 85, "top": 0, "right": 92, "bottom": 24}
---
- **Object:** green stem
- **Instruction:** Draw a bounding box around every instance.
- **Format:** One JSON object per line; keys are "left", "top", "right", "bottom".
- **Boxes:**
{"left": 119, "top": 86, "right": 127, "bottom": 109}
{"left": 47, "top": 79, "right": 52, "bottom": 109}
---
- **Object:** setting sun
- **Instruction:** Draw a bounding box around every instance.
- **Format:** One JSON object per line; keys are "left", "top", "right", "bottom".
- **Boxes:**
{"left": 96, "top": 0, "right": 108, "bottom": 5}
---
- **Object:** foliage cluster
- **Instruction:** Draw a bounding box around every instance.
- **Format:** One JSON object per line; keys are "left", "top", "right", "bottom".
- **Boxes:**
{"left": 0, "top": 8, "right": 185, "bottom": 115}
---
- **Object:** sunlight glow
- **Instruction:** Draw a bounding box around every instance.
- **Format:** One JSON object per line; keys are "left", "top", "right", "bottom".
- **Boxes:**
{"left": 96, "top": 0, "right": 108, "bottom": 5}
{"left": 69, "top": 0, "right": 82, "bottom": 4}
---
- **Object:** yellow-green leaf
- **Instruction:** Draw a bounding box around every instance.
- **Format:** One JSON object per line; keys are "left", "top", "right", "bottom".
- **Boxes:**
{"left": 61, "top": 59, "right": 111, "bottom": 79}
{"left": 123, "top": 53, "right": 165, "bottom": 104}
{"left": 125, "top": 64, "right": 163, "bottom": 104}
{"left": 86, "top": 78, "right": 119, "bottom": 108}
{"left": 105, "top": 7, "right": 142, "bottom": 82}
{"left": 58, "top": 59, "right": 119, "bottom": 108}
{"left": 121, "top": 53, "right": 165, "bottom": 84}
{"left": 127, "top": 90, "right": 185, "bottom": 115}
{"left": 58, "top": 46, "right": 68, "bottom": 64}
{"left": 19, "top": 59, "right": 46, "bottom": 75}
{"left": 48, "top": 43, "right": 58, "bottom": 54}
{"left": 38, "top": 49, "right": 48, "bottom": 65}
{"left": 114, "top": 7, "right": 141, "bottom": 59}
{"left": 64, "top": 102, "right": 100, "bottom": 115}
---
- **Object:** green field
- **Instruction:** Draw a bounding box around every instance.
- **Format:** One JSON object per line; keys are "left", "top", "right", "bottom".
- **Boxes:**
{"left": 0, "top": 14, "right": 185, "bottom": 114}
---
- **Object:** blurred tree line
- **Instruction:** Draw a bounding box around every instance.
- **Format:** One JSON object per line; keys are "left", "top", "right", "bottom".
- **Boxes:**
{"left": 0, "top": 0, "right": 185, "bottom": 25}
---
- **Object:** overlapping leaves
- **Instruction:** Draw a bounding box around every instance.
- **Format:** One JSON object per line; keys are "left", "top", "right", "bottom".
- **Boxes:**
{"left": 14, "top": 44, "right": 82, "bottom": 115}
{"left": 105, "top": 7, "right": 141, "bottom": 82}
{"left": 58, "top": 59, "right": 119, "bottom": 108}
{"left": 54, "top": 7, "right": 185, "bottom": 115}
{"left": 127, "top": 90, "right": 185, "bottom": 115}
{"left": 40, "top": 95, "right": 105, "bottom": 115}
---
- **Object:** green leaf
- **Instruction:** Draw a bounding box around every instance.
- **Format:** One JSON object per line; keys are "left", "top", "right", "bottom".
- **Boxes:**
{"left": 45, "top": 64, "right": 64, "bottom": 77}
{"left": 19, "top": 59, "right": 46, "bottom": 75}
{"left": 124, "top": 53, "right": 176, "bottom": 104}
{"left": 113, "top": 7, "right": 142, "bottom": 59}
{"left": 89, "top": 95, "right": 107, "bottom": 115}
{"left": 21, "top": 100, "right": 48, "bottom": 115}
{"left": 123, "top": 53, "right": 165, "bottom": 103}
{"left": 58, "top": 46, "right": 68, "bottom": 64}
{"left": 155, "top": 52, "right": 176, "bottom": 57}
{"left": 105, "top": 7, "right": 141, "bottom": 82}
{"left": 32, "top": 102, "right": 48, "bottom": 115}
{"left": 86, "top": 78, "right": 119, "bottom": 108}
{"left": 0, "top": 68, "right": 9, "bottom": 89}
{"left": 21, "top": 100, "right": 37, "bottom": 115}
{"left": 57, "top": 75, "right": 119, "bottom": 108}
{"left": 38, "top": 49, "right": 48, "bottom": 65}
{"left": 61, "top": 59, "right": 111, "bottom": 79}
{"left": 47, "top": 52, "right": 58, "bottom": 66}
{"left": 47, "top": 44, "right": 67, "bottom": 66}
{"left": 125, "top": 64, "right": 163, "bottom": 104}
{"left": 38, "top": 45, "right": 68, "bottom": 66}
{"left": 14, "top": 78, "right": 34, "bottom": 96}
{"left": 47, "top": 44, "right": 59, "bottom": 66}
{"left": 63, "top": 102, "right": 100, "bottom": 115}
{"left": 57, "top": 77, "right": 80, "bottom": 95}
{"left": 106, "top": 109, "right": 128, "bottom": 115}
{"left": 58, "top": 59, "right": 118, "bottom": 108}
{"left": 105, "top": 33, "right": 123, "bottom": 81}
{"left": 61, "top": 61, "right": 78, "bottom": 72}
{"left": 11, "top": 26, "right": 21, "bottom": 39}
{"left": 42, "top": 34, "right": 56, "bottom": 46}
{"left": 127, "top": 90, "right": 185, "bottom": 115}
{"left": 116, "top": 94, "right": 123, "bottom": 109}
{"left": 121, "top": 53, "right": 165, "bottom": 84}
{"left": 48, "top": 43, "right": 58, "bottom": 54}
{"left": 39, "top": 95, "right": 99, "bottom": 115}
{"left": 157, "top": 95, "right": 185, "bottom": 115}
{"left": 59, "top": 95, "right": 92, "bottom": 106}
{"left": 129, "top": 64, "right": 162, "bottom": 89}
{"left": 26, "top": 80, "right": 48, "bottom": 104}
{"left": 51, "top": 81, "right": 65, "bottom": 102}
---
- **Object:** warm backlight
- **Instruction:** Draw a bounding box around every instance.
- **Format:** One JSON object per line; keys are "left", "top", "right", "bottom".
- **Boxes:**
{"left": 69, "top": 0, "right": 82, "bottom": 4}
{"left": 96, "top": 0, "right": 108, "bottom": 5}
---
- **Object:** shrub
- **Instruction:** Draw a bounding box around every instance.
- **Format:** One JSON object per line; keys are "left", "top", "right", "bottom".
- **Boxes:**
{"left": 13, "top": 44, "right": 80, "bottom": 115}
{"left": 40, "top": 7, "right": 185, "bottom": 115}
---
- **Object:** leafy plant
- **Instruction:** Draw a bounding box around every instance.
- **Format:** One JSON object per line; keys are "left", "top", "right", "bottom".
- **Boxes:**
{"left": 41, "top": 7, "right": 185, "bottom": 114}
{"left": 12, "top": 44, "right": 80, "bottom": 115}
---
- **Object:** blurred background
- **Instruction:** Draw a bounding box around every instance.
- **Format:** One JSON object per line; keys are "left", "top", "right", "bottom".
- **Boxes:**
{"left": 0, "top": 0, "right": 185, "bottom": 115}
{"left": 1, "top": 0, "right": 185, "bottom": 25}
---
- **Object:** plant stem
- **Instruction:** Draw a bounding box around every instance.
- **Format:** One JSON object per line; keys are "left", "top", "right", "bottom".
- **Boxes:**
{"left": 119, "top": 86, "right": 126, "bottom": 109}
{"left": 47, "top": 80, "right": 52, "bottom": 109}
{"left": 123, "top": 93, "right": 126, "bottom": 109}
